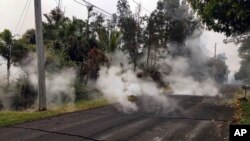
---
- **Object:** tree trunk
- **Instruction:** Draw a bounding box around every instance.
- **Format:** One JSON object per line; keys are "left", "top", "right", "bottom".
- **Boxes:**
{"left": 133, "top": 59, "right": 137, "bottom": 72}
{"left": 86, "top": 17, "right": 89, "bottom": 42}
{"left": 6, "top": 59, "right": 11, "bottom": 87}
{"left": 146, "top": 45, "right": 151, "bottom": 70}
{"left": 154, "top": 47, "right": 157, "bottom": 66}
{"left": 86, "top": 7, "right": 91, "bottom": 43}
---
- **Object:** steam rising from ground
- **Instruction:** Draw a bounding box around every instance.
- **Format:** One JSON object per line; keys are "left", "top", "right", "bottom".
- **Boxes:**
{"left": 0, "top": 54, "right": 76, "bottom": 110}
{"left": 22, "top": 55, "right": 76, "bottom": 108}
{"left": 159, "top": 57, "right": 218, "bottom": 96}
{"left": 95, "top": 39, "right": 219, "bottom": 112}
{"left": 95, "top": 52, "right": 170, "bottom": 113}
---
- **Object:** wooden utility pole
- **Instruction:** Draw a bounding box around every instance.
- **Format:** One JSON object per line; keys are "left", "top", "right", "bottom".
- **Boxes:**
{"left": 34, "top": 0, "right": 46, "bottom": 111}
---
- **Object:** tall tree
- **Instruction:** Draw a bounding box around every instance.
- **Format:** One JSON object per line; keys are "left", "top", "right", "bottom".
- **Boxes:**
{"left": 235, "top": 37, "right": 250, "bottom": 83}
{"left": 164, "top": 0, "right": 202, "bottom": 56}
{"left": 90, "top": 14, "right": 109, "bottom": 51}
{"left": 117, "top": 0, "right": 143, "bottom": 72}
{"left": 0, "top": 29, "right": 28, "bottom": 86}
{"left": 208, "top": 56, "right": 229, "bottom": 83}
{"left": 107, "top": 14, "right": 120, "bottom": 52}
{"left": 145, "top": 1, "right": 167, "bottom": 69}
{"left": 188, "top": 0, "right": 250, "bottom": 36}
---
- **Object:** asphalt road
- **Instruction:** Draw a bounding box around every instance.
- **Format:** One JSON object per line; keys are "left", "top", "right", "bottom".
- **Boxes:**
{"left": 0, "top": 95, "right": 234, "bottom": 141}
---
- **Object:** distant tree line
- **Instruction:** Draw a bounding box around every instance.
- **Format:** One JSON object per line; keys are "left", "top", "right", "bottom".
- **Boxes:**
{"left": 188, "top": 0, "right": 250, "bottom": 83}
{"left": 0, "top": 0, "right": 229, "bottom": 110}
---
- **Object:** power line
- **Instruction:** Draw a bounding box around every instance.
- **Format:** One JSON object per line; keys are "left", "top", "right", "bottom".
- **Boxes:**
{"left": 132, "top": 0, "right": 151, "bottom": 14}
{"left": 73, "top": 0, "right": 86, "bottom": 7}
{"left": 18, "top": 0, "right": 32, "bottom": 34}
{"left": 73, "top": 0, "right": 112, "bottom": 18}
{"left": 81, "top": 0, "right": 113, "bottom": 16}
{"left": 15, "top": 0, "right": 30, "bottom": 32}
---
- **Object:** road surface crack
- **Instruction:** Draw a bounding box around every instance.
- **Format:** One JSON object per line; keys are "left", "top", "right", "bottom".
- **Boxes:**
{"left": 11, "top": 126, "right": 103, "bottom": 141}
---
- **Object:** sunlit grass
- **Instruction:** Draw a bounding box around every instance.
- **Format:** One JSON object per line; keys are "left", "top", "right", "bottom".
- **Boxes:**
{"left": 240, "top": 98, "right": 250, "bottom": 124}
{"left": 0, "top": 99, "right": 108, "bottom": 127}
{"left": 233, "top": 89, "right": 250, "bottom": 124}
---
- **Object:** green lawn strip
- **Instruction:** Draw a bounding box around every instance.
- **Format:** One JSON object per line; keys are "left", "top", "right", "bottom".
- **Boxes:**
{"left": 0, "top": 99, "right": 108, "bottom": 127}
{"left": 234, "top": 89, "right": 250, "bottom": 124}
{"left": 0, "top": 111, "right": 58, "bottom": 127}
{"left": 240, "top": 99, "right": 250, "bottom": 124}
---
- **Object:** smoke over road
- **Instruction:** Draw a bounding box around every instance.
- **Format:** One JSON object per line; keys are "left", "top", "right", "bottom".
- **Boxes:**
{"left": 94, "top": 38, "right": 220, "bottom": 112}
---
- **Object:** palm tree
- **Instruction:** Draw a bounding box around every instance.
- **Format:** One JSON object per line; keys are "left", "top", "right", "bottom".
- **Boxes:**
{"left": 0, "top": 29, "right": 28, "bottom": 86}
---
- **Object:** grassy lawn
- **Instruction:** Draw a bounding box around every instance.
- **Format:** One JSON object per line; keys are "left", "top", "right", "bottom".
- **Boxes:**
{"left": 0, "top": 99, "right": 108, "bottom": 127}
{"left": 234, "top": 89, "right": 250, "bottom": 124}
{"left": 240, "top": 100, "right": 250, "bottom": 124}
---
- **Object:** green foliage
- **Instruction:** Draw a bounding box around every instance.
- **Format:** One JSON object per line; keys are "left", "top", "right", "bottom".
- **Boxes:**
{"left": 74, "top": 84, "right": 103, "bottom": 101}
{"left": 117, "top": 0, "right": 132, "bottom": 21}
{"left": 117, "top": 0, "right": 145, "bottom": 71}
{"left": 85, "top": 48, "right": 108, "bottom": 80}
{"left": 165, "top": 0, "right": 202, "bottom": 43}
{"left": 188, "top": 0, "right": 250, "bottom": 36}
{"left": 235, "top": 37, "right": 250, "bottom": 82}
{"left": 0, "top": 29, "right": 29, "bottom": 85}
{"left": 41, "top": 7, "right": 112, "bottom": 84}
{"left": 11, "top": 77, "right": 37, "bottom": 110}
{"left": 0, "top": 29, "right": 29, "bottom": 63}
{"left": 0, "top": 99, "right": 108, "bottom": 127}
{"left": 21, "top": 29, "right": 36, "bottom": 45}
{"left": 208, "top": 57, "right": 229, "bottom": 83}
{"left": 144, "top": 0, "right": 202, "bottom": 69}
{"left": 0, "top": 29, "right": 13, "bottom": 59}
{"left": 128, "top": 95, "right": 137, "bottom": 102}
{"left": 0, "top": 0, "right": 230, "bottom": 113}
{"left": 0, "top": 29, "right": 12, "bottom": 45}
{"left": 109, "top": 31, "right": 120, "bottom": 52}
{"left": 240, "top": 99, "right": 250, "bottom": 124}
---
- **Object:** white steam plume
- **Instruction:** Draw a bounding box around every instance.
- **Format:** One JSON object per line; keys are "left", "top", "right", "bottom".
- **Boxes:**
{"left": 159, "top": 57, "right": 218, "bottom": 96}
{"left": 94, "top": 52, "right": 170, "bottom": 113}
{"left": 94, "top": 38, "right": 220, "bottom": 112}
{"left": 22, "top": 55, "right": 76, "bottom": 107}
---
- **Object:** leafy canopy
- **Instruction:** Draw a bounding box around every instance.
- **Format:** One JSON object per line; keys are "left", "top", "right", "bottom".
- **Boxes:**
{"left": 188, "top": 0, "right": 250, "bottom": 36}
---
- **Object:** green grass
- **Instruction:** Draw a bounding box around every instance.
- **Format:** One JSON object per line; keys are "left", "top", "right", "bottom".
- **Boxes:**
{"left": 240, "top": 99, "right": 250, "bottom": 124}
{"left": 234, "top": 89, "right": 250, "bottom": 124}
{"left": 0, "top": 99, "right": 108, "bottom": 127}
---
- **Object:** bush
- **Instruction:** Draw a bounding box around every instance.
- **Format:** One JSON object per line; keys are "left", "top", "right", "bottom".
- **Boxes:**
{"left": 11, "top": 77, "right": 37, "bottom": 110}
{"left": 128, "top": 95, "right": 138, "bottom": 102}
{"left": 75, "top": 84, "right": 90, "bottom": 100}
{"left": 75, "top": 84, "right": 103, "bottom": 101}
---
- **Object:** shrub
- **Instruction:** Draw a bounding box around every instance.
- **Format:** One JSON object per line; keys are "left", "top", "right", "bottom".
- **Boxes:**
{"left": 75, "top": 84, "right": 103, "bottom": 101}
{"left": 11, "top": 77, "right": 37, "bottom": 110}
{"left": 128, "top": 95, "right": 138, "bottom": 102}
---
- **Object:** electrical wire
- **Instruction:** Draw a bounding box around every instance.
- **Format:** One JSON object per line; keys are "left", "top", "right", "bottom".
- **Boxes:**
{"left": 132, "top": 0, "right": 151, "bottom": 14}
{"left": 73, "top": 0, "right": 112, "bottom": 18}
{"left": 73, "top": 0, "right": 87, "bottom": 7}
{"left": 81, "top": 0, "right": 113, "bottom": 16}
{"left": 18, "top": 0, "right": 32, "bottom": 34}
{"left": 15, "top": 0, "right": 30, "bottom": 32}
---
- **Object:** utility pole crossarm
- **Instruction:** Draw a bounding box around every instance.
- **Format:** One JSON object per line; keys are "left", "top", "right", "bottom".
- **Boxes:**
{"left": 34, "top": 0, "right": 46, "bottom": 111}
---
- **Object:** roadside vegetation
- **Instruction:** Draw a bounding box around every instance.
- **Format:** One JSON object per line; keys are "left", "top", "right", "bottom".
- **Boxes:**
{"left": 0, "top": 0, "right": 228, "bottom": 112}
{"left": 233, "top": 89, "right": 250, "bottom": 124}
{"left": 0, "top": 0, "right": 244, "bottom": 125}
{"left": 0, "top": 99, "right": 108, "bottom": 127}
